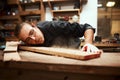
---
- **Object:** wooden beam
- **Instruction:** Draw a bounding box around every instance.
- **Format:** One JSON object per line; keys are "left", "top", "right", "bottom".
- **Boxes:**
{"left": 19, "top": 46, "right": 101, "bottom": 60}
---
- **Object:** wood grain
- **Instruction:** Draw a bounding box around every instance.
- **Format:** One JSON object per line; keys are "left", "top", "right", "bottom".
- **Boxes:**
{"left": 19, "top": 46, "right": 101, "bottom": 60}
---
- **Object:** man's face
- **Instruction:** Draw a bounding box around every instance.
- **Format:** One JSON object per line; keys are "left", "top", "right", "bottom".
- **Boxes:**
{"left": 19, "top": 23, "right": 44, "bottom": 45}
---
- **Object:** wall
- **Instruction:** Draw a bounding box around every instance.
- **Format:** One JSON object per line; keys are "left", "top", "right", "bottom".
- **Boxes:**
{"left": 98, "top": 18, "right": 111, "bottom": 38}
{"left": 98, "top": 7, "right": 120, "bottom": 38}
{"left": 80, "top": 0, "right": 98, "bottom": 36}
{"left": 45, "top": 6, "right": 53, "bottom": 21}
{"left": 111, "top": 20, "right": 120, "bottom": 36}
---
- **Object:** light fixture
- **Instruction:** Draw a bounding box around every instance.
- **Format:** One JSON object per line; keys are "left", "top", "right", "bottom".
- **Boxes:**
{"left": 106, "top": 1, "right": 115, "bottom": 7}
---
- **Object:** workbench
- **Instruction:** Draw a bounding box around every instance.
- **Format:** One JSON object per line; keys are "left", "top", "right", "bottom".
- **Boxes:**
{"left": 81, "top": 42, "right": 120, "bottom": 52}
{"left": 0, "top": 50, "right": 120, "bottom": 80}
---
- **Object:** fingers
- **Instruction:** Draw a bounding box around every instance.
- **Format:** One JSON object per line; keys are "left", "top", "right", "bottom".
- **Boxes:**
{"left": 82, "top": 46, "right": 87, "bottom": 51}
{"left": 81, "top": 43, "right": 103, "bottom": 54}
{"left": 81, "top": 45, "right": 91, "bottom": 53}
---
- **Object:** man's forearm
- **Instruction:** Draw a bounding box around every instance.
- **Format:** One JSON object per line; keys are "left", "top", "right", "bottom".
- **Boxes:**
{"left": 84, "top": 29, "right": 94, "bottom": 44}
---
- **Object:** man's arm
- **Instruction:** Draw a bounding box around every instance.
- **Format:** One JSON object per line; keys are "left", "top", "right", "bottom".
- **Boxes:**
{"left": 84, "top": 29, "right": 94, "bottom": 44}
{"left": 82, "top": 29, "right": 102, "bottom": 53}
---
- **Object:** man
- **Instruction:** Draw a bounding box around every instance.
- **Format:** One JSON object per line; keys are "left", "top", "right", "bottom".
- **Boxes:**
{"left": 14, "top": 21, "right": 101, "bottom": 53}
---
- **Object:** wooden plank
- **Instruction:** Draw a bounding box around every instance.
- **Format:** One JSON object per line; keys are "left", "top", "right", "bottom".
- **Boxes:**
{"left": 19, "top": 46, "right": 101, "bottom": 60}
{"left": 0, "top": 15, "right": 19, "bottom": 20}
{"left": 3, "top": 52, "right": 21, "bottom": 61}
{"left": 4, "top": 41, "right": 19, "bottom": 52}
{"left": 3, "top": 41, "right": 21, "bottom": 61}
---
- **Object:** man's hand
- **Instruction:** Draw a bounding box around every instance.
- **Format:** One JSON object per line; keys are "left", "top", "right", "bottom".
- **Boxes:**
{"left": 81, "top": 43, "right": 103, "bottom": 54}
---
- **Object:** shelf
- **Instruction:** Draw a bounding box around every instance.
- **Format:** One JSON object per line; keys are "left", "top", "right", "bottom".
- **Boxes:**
{"left": 46, "top": 0, "right": 81, "bottom": 21}
{"left": 43, "top": 0, "right": 76, "bottom": 2}
{"left": 44, "top": 0, "right": 87, "bottom": 5}
{"left": 0, "top": 15, "right": 19, "bottom": 20}
{"left": 19, "top": 1, "right": 40, "bottom": 5}
{"left": 52, "top": 9, "right": 80, "bottom": 18}
{"left": 0, "top": 28, "right": 15, "bottom": 31}
{"left": 52, "top": 9, "right": 80, "bottom": 12}
{"left": 7, "top": 0, "right": 19, "bottom": 5}
{"left": 18, "top": 0, "right": 44, "bottom": 21}
{"left": 52, "top": 9, "right": 80, "bottom": 17}
{"left": 0, "top": 0, "right": 45, "bottom": 41}
{"left": 20, "top": 10, "right": 41, "bottom": 16}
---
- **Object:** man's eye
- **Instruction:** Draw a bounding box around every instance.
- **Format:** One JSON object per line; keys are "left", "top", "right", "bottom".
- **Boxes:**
{"left": 29, "top": 29, "right": 34, "bottom": 36}
{"left": 25, "top": 37, "right": 31, "bottom": 43}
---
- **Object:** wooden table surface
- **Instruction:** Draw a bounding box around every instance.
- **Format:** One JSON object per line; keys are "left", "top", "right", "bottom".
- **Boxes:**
{"left": 0, "top": 50, "right": 120, "bottom": 76}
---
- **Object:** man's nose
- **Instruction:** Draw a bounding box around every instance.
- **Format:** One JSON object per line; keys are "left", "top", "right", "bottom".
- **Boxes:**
{"left": 30, "top": 36, "right": 35, "bottom": 40}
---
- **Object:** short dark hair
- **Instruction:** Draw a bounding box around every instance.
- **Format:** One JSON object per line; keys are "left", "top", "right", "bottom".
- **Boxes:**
{"left": 14, "top": 22, "right": 26, "bottom": 38}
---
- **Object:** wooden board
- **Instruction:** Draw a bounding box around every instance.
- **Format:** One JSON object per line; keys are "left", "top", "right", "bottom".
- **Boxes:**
{"left": 19, "top": 46, "right": 101, "bottom": 60}
{"left": 3, "top": 52, "right": 21, "bottom": 61}
{"left": 3, "top": 41, "right": 21, "bottom": 61}
{"left": 4, "top": 41, "right": 19, "bottom": 52}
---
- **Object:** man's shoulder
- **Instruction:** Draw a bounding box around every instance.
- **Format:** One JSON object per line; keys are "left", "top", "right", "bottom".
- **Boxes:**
{"left": 37, "top": 21, "right": 51, "bottom": 28}
{"left": 37, "top": 21, "right": 50, "bottom": 24}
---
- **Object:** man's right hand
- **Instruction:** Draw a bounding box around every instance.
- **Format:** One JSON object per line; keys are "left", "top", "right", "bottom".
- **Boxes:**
{"left": 81, "top": 43, "right": 103, "bottom": 54}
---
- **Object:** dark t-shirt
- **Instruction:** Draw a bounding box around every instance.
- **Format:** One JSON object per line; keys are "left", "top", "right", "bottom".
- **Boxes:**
{"left": 36, "top": 21, "right": 95, "bottom": 49}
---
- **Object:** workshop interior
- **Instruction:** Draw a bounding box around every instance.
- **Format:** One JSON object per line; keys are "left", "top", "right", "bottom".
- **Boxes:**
{"left": 0, "top": 0, "right": 120, "bottom": 51}
{"left": 0, "top": 0, "right": 120, "bottom": 80}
